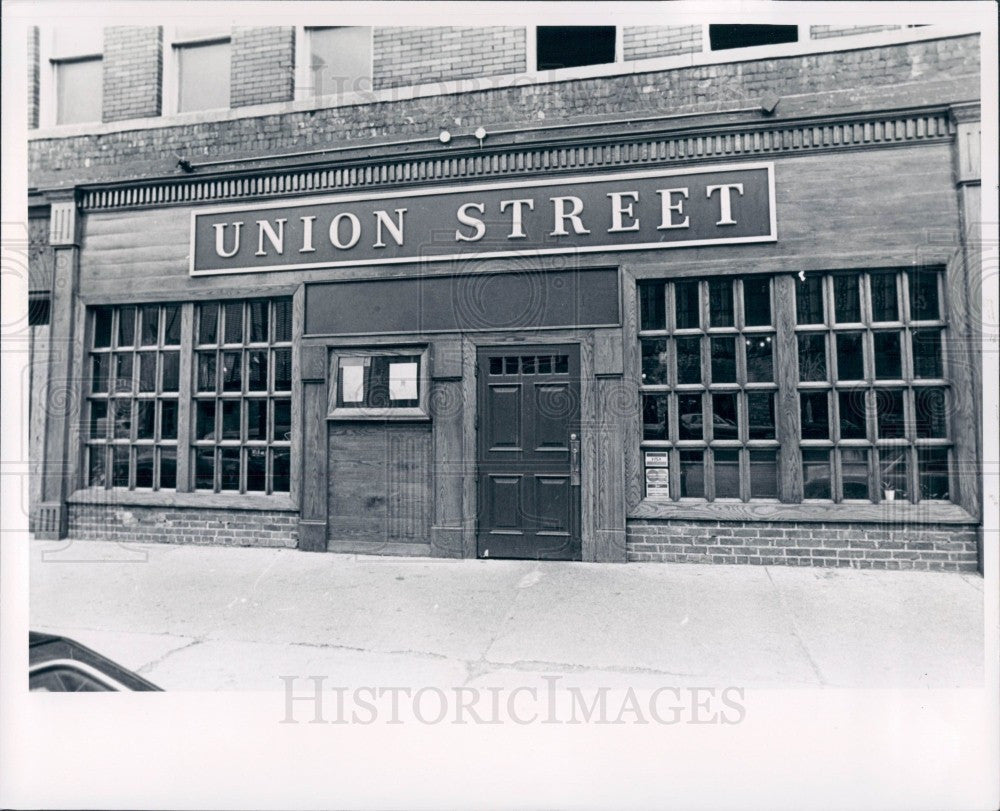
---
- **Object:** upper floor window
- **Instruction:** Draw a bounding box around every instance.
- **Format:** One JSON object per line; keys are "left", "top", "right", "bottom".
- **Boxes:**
{"left": 299, "top": 26, "right": 372, "bottom": 98}
{"left": 171, "top": 27, "right": 231, "bottom": 113}
{"left": 48, "top": 27, "right": 103, "bottom": 125}
{"left": 535, "top": 26, "right": 617, "bottom": 70}
{"left": 709, "top": 24, "right": 799, "bottom": 51}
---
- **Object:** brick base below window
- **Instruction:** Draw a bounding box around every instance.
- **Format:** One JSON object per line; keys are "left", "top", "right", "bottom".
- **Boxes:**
{"left": 67, "top": 504, "right": 298, "bottom": 549}
{"left": 626, "top": 521, "right": 979, "bottom": 572}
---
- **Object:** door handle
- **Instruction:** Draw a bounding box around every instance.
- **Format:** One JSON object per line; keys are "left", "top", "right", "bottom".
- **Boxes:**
{"left": 569, "top": 432, "right": 581, "bottom": 486}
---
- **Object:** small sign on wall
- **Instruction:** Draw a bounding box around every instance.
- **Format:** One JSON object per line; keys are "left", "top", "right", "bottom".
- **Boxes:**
{"left": 644, "top": 452, "right": 670, "bottom": 500}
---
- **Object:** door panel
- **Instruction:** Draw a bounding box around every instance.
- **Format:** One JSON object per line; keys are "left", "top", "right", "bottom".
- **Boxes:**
{"left": 477, "top": 345, "right": 581, "bottom": 560}
{"left": 487, "top": 385, "right": 521, "bottom": 449}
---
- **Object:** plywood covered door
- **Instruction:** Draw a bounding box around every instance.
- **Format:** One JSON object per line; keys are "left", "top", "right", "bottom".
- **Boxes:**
{"left": 476, "top": 345, "right": 581, "bottom": 560}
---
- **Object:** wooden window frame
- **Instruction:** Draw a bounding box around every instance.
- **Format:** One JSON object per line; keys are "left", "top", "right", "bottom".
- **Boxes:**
{"left": 39, "top": 28, "right": 104, "bottom": 127}
{"left": 84, "top": 303, "right": 182, "bottom": 493}
{"left": 794, "top": 268, "right": 952, "bottom": 505}
{"left": 327, "top": 346, "right": 430, "bottom": 421}
{"left": 294, "top": 25, "right": 375, "bottom": 101}
{"left": 163, "top": 27, "right": 232, "bottom": 116}
{"left": 191, "top": 297, "right": 294, "bottom": 495}
{"left": 636, "top": 267, "right": 955, "bottom": 509}
{"left": 639, "top": 276, "right": 781, "bottom": 503}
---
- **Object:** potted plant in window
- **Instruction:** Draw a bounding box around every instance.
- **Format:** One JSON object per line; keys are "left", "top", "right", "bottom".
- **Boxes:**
{"left": 881, "top": 479, "right": 896, "bottom": 501}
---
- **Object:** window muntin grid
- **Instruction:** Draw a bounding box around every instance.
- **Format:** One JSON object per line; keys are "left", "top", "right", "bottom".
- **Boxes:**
{"left": 638, "top": 276, "right": 779, "bottom": 502}
{"left": 86, "top": 304, "right": 181, "bottom": 491}
{"left": 794, "top": 268, "right": 950, "bottom": 503}
{"left": 193, "top": 298, "right": 293, "bottom": 494}
{"left": 638, "top": 268, "right": 951, "bottom": 505}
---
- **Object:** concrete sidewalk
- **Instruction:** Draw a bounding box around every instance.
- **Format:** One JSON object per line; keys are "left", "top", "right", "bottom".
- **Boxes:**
{"left": 29, "top": 538, "right": 983, "bottom": 691}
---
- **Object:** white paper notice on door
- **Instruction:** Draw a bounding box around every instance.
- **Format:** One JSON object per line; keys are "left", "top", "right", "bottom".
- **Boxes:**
{"left": 341, "top": 363, "right": 365, "bottom": 402}
{"left": 389, "top": 362, "right": 418, "bottom": 400}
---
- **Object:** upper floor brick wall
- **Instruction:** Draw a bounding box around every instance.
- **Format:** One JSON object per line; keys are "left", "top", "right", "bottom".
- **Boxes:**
{"left": 373, "top": 27, "right": 525, "bottom": 89}
{"left": 811, "top": 25, "right": 904, "bottom": 39}
{"left": 230, "top": 26, "right": 296, "bottom": 108}
{"left": 102, "top": 26, "right": 162, "bottom": 123}
{"left": 623, "top": 26, "right": 703, "bottom": 60}
{"left": 27, "top": 35, "right": 980, "bottom": 190}
{"left": 27, "top": 27, "right": 40, "bottom": 129}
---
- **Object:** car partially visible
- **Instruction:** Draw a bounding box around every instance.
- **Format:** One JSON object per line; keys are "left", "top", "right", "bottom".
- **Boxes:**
{"left": 29, "top": 632, "right": 162, "bottom": 691}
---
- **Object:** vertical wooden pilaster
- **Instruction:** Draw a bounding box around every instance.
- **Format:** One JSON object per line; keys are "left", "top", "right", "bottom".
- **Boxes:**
{"left": 948, "top": 102, "right": 982, "bottom": 570}
{"left": 592, "top": 328, "right": 626, "bottom": 562}
{"left": 429, "top": 338, "right": 465, "bottom": 557}
{"left": 297, "top": 344, "right": 328, "bottom": 551}
{"left": 36, "top": 195, "right": 81, "bottom": 539}
{"left": 774, "top": 274, "right": 803, "bottom": 502}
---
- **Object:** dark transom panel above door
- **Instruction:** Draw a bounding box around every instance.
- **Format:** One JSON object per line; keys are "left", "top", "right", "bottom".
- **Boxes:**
{"left": 476, "top": 345, "right": 581, "bottom": 560}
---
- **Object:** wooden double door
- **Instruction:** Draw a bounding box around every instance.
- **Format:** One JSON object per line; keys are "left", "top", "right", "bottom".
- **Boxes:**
{"left": 476, "top": 345, "right": 581, "bottom": 560}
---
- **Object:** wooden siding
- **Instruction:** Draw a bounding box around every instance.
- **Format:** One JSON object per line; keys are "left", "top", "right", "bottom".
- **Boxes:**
{"left": 326, "top": 423, "right": 432, "bottom": 544}
{"left": 77, "top": 144, "right": 960, "bottom": 302}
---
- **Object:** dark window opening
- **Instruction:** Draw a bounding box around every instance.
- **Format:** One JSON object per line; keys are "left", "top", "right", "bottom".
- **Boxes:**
{"left": 709, "top": 25, "right": 798, "bottom": 51}
{"left": 29, "top": 295, "right": 51, "bottom": 326}
{"left": 536, "top": 26, "right": 616, "bottom": 70}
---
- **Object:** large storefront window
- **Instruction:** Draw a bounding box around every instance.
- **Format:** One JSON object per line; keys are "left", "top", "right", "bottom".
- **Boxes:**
{"left": 87, "top": 304, "right": 181, "bottom": 490}
{"left": 194, "top": 298, "right": 293, "bottom": 493}
{"left": 86, "top": 297, "right": 293, "bottom": 495}
{"left": 638, "top": 268, "right": 951, "bottom": 504}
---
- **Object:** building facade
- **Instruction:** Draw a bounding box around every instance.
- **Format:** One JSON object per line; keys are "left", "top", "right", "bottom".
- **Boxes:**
{"left": 27, "top": 23, "right": 984, "bottom": 570}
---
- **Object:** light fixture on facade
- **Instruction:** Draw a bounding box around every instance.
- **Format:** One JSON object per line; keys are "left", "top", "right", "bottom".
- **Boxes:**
{"left": 474, "top": 126, "right": 487, "bottom": 148}
{"left": 759, "top": 93, "right": 780, "bottom": 116}
{"left": 439, "top": 130, "right": 452, "bottom": 144}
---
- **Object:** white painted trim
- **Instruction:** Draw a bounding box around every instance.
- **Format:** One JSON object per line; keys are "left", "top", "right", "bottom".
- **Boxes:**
{"left": 37, "top": 28, "right": 57, "bottom": 129}
{"left": 188, "top": 161, "right": 777, "bottom": 276}
{"left": 161, "top": 26, "right": 178, "bottom": 116}
{"left": 293, "top": 24, "right": 308, "bottom": 101}
{"left": 29, "top": 25, "right": 980, "bottom": 141}
{"left": 293, "top": 25, "right": 375, "bottom": 102}
{"left": 37, "top": 27, "right": 103, "bottom": 128}
{"left": 524, "top": 25, "right": 536, "bottom": 72}
{"left": 163, "top": 25, "right": 233, "bottom": 116}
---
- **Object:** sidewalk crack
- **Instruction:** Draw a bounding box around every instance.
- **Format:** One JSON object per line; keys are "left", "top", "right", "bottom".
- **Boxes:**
{"left": 764, "top": 567, "right": 825, "bottom": 686}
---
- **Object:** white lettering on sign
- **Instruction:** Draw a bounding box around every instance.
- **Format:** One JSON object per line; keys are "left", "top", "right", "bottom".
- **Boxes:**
{"left": 550, "top": 196, "right": 591, "bottom": 236}
{"left": 657, "top": 188, "right": 690, "bottom": 230}
{"left": 455, "top": 202, "right": 487, "bottom": 242}
{"left": 213, "top": 221, "right": 243, "bottom": 258}
{"left": 706, "top": 183, "right": 744, "bottom": 226}
{"left": 607, "top": 191, "right": 641, "bottom": 233}
{"left": 373, "top": 208, "right": 407, "bottom": 249}
{"left": 256, "top": 218, "right": 287, "bottom": 257}
{"left": 330, "top": 212, "right": 362, "bottom": 250}
{"left": 299, "top": 216, "right": 317, "bottom": 253}
{"left": 499, "top": 198, "right": 535, "bottom": 239}
{"left": 193, "top": 163, "right": 776, "bottom": 275}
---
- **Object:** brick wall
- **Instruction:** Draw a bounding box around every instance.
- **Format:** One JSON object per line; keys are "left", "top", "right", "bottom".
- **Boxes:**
{"left": 373, "top": 27, "right": 525, "bottom": 90}
{"left": 626, "top": 521, "right": 979, "bottom": 571}
{"left": 28, "top": 35, "right": 979, "bottom": 188}
{"left": 810, "top": 25, "right": 904, "bottom": 40}
{"left": 102, "top": 27, "right": 162, "bottom": 123}
{"left": 230, "top": 27, "right": 295, "bottom": 108}
{"left": 623, "top": 26, "right": 703, "bottom": 60}
{"left": 28, "top": 27, "right": 40, "bottom": 129}
{"left": 67, "top": 504, "right": 299, "bottom": 549}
